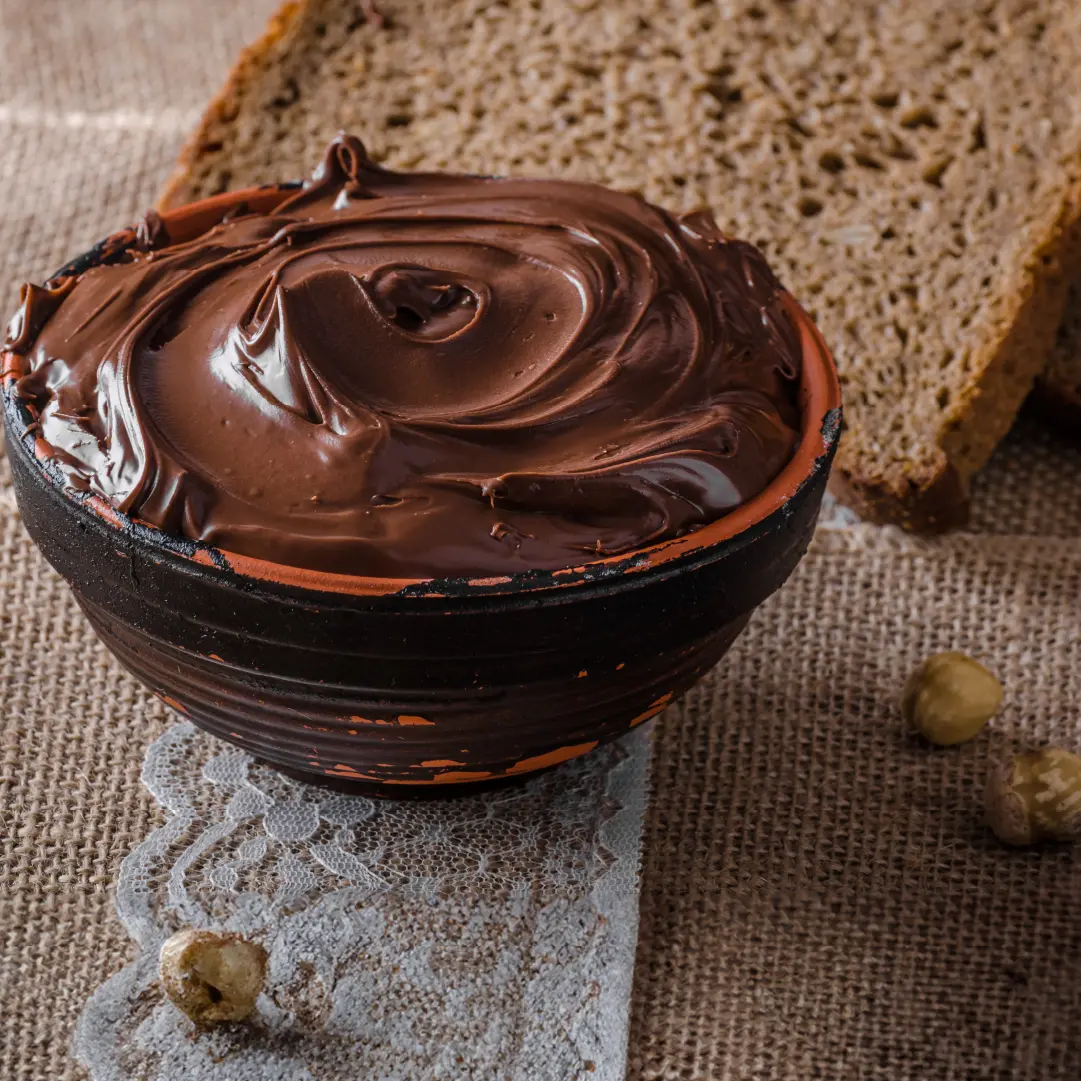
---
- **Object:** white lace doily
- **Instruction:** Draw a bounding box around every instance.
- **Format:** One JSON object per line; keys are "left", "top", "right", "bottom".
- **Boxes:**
{"left": 74, "top": 721, "right": 651, "bottom": 1081}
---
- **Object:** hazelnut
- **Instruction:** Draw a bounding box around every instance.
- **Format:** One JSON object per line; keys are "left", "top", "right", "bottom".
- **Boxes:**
{"left": 901, "top": 652, "right": 1003, "bottom": 746}
{"left": 985, "top": 747, "right": 1081, "bottom": 847}
{"left": 159, "top": 929, "right": 268, "bottom": 1024}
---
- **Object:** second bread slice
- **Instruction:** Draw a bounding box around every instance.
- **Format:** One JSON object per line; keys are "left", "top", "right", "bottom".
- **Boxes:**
{"left": 1040, "top": 289, "right": 1081, "bottom": 430}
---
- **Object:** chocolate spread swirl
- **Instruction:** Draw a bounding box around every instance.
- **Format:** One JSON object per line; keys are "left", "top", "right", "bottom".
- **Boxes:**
{"left": 7, "top": 135, "right": 803, "bottom": 578}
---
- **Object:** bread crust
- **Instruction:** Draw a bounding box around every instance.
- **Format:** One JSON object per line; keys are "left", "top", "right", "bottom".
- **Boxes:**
{"left": 937, "top": 183, "right": 1081, "bottom": 475}
{"left": 158, "top": 1, "right": 311, "bottom": 211}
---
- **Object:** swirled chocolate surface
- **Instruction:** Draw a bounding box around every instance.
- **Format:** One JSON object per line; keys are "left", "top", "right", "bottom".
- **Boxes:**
{"left": 7, "top": 135, "right": 803, "bottom": 578}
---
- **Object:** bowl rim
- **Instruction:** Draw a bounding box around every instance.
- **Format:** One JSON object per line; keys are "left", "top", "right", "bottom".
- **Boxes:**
{"left": 2, "top": 184, "right": 842, "bottom": 600}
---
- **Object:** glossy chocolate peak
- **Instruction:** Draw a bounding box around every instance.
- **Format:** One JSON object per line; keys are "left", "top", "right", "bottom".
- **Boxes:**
{"left": 9, "top": 135, "right": 803, "bottom": 579}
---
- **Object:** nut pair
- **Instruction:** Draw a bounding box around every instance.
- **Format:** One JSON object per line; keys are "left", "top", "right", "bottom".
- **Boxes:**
{"left": 902, "top": 651, "right": 1081, "bottom": 846}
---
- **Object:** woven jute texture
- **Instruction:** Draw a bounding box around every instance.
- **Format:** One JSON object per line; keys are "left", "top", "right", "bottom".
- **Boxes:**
{"left": 1, "top": 4, "right": 1079, "bottom": 1080}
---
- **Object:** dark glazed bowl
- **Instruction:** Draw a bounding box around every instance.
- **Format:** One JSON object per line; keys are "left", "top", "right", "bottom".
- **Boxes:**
{"left": 3, "top": 186, "right": 842, "bottom": 793}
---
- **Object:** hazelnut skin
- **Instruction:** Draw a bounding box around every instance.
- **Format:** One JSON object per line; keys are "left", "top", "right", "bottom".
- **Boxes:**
{"left": 901, "top": 652, "right": 1003, "bottom": 746}
{"left": 159, "top": 929, "right": 268, "bottom": 1024}
{"left": 986, "top": 747, "right": 1081, "bottom": 847}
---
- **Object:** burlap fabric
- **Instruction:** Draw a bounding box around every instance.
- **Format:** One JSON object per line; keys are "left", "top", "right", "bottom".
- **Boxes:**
{"left": 1, "top": 4, "right": 1079, "bottom": 1078}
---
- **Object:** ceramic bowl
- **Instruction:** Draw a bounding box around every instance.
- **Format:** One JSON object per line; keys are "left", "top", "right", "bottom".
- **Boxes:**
{"left": 3, "top": 186, "right": 842, "bottom": 793}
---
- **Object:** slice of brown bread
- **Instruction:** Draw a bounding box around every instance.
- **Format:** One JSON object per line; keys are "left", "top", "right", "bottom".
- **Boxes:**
{"left": 160, "top": 0, "right": 1081, "bottom": 530}
{"left": 1037, "top": 285, "right": 1081, "bottom": 431}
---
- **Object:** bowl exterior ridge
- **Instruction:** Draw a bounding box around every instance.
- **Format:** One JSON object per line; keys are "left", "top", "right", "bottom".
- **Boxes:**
{"left": 6, "top": 421, "right": 827, "bottom": 788}
{"left": 79, "top": 592, "right": 751, "bottom": 786}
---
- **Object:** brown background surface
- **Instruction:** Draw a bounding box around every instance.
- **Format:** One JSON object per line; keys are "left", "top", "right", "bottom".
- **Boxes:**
{"left": 1, "top": 3, "right": 1079, "bottom": 1079}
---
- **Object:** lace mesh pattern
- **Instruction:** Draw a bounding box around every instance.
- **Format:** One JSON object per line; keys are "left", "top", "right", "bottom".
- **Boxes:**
{"left": 74, "top": 722, "right": 651, "bottom": 1081}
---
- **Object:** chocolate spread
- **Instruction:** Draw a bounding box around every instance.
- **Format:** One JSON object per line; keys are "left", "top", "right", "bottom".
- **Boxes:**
{"left": 7, "top": 135, "right": 803, "bottom": 578}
